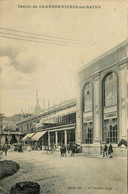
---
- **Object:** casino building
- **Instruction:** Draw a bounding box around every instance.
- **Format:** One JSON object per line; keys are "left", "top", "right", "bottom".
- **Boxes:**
{"left": 76, "top": 40, "right": 128, "bottom": 156}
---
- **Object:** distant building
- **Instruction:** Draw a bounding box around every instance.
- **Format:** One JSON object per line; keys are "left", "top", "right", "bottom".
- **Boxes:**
{"left": 16, "top": 98, "right": 76, "bottom": 147}
{"left": 0, "top": 114, "right": 23, "bottom": 145}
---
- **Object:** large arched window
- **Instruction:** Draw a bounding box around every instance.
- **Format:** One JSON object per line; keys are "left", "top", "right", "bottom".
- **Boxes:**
{"left": 103, "top": 72, "right": 117, "bottom": 107}
{"left": 103, "top": 72, "right": 118, "bottom": 144}
{"left": 84, "top": 83, "right": 92, "bottom": 112}
{"left": 83, "top": 82, "right": 93, "bottom": 144}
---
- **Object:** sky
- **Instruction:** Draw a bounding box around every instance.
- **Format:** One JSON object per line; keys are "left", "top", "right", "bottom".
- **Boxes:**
{"left": 0, "top": 0, "right": 127, "bottom": 116}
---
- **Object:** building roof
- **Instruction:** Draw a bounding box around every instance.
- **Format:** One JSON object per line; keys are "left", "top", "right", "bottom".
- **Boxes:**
{"left": 16, "top": 98, "right": 76, "bottom": 125}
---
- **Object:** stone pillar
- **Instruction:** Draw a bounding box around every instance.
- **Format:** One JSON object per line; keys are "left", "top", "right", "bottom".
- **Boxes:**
{"left": 76, "top": 84, "right": 83, "bottom": 145}
{"left": 93, "top": 74, "right": 101, "bottom": 143}
{"left": 48, "top": 132, "right": 50, "bottom": 146}
{"left": 64, "top": 130, "right": 67, "bottom": 145}
{"left": 119, "top": 63, "right": 127, "bottom": 140}
{"left": 55, "top": 131, "right": 58, "bottom": 146}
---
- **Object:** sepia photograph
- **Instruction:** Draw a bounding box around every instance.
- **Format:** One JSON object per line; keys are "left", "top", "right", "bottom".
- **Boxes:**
{"left": 0, "top": 0, "right": 127, "bottom": 193}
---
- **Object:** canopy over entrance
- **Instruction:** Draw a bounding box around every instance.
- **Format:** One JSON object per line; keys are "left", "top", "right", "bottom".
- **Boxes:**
{"left": 30, "top": 131, "right": 47, "bottom": 141}
{"left": 22, "top": 133, "right": 35, "bottom": 141}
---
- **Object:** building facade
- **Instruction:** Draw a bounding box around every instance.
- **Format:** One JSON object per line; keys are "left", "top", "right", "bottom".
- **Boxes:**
{"left": 76, "top": 40, "right": 128, "bottom": 156}
{"left": 16, "top": 99, "right": 76, "bottom": 148}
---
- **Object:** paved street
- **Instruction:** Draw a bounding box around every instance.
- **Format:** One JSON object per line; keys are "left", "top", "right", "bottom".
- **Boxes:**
{"left": 0, "top": 150, "right": 127, "bottom": 194}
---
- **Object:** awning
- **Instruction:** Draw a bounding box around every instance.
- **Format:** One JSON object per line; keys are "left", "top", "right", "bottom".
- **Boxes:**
{"left": 22, "top": 133, "right": 35, "bottom": 141}
{"left": 30, "top": 131, "right": 47, "bottom": 141}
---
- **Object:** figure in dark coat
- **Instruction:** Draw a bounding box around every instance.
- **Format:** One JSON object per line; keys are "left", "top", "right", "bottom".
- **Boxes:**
{"left": 60, "top": 144, "right": 64, "bottom": 157}
{"left": 63, "top": 146, "right": 67, "bottom": 157}
{"left": 4, "top": 145, "right": 8, "bottom": 156}
{"left": 108, "top": 144, "right": 113, "bottom": 155}
{"left": 19, "top": 144, "right": 23, "bottom": 153}
{"left": 70, "top": 143, "right": 76, "bottom": 157}
{"left": 103, "top": 143, "right": 108, "bottom": 157}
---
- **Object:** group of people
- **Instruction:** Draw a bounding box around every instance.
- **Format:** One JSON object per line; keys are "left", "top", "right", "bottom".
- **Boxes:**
{"left": 60, "top": 142, "right": 76, "bottom": 157}
{"left": 103, "top": 143, "right": 113, "bottom": 158}
{"left": 44, "top": 142, "right": 76, "bottom": 157}
{"left": 1, "top": 142, "right": 114, "bottom": 159}
{"left": 45, "top": 143, "right": 57, "bottom": 153}
{"left": 0, "top": 144, "right": 23, "bottom": 156}
{"left": 0, "top": 144, "right": 8, "bottom": 156}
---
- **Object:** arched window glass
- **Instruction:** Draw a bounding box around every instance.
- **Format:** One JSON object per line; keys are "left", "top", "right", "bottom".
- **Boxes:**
{"left": 103, "top": 72, "right": 118, "bottom": 144}
{"left": 103, "top": 73, "right": 117, "bottom": 107}
{"left": 82, "top": 123, "right": 93, "bottom": 144}
{"left": 84, "top": 83, "right": 92, "bottom": 112}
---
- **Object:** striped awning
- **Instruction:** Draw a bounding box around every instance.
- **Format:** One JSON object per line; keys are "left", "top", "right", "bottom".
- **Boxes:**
{"left": 30, "top": 131, "right": 47, "bottom": 141}
{"left": 22, "top": 133, "right": 35, "bottom": 141}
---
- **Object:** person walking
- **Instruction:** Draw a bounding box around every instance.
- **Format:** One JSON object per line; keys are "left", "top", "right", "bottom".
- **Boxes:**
{"left": 50, "top": 144, "right": 53, "bottom": 153}
{"left": 63, "top": 145, "right": 67, "bottom": 157}
{"left": 60, "top": 143, "right": 64, "bottom": 157}
{"left": 108, "top": 143, "right": 113, "bottom": 157}
{"left": 71, "top": 142, "right": 76, "bottom": 157}
{"left": 4, "top": 144, "right": 8, "bottom": 156}
{"left": 103, "top": 143, "right": 108, "bottom": 157}
{"left": 19, "top": 144, "right": 23, "bottom": 153}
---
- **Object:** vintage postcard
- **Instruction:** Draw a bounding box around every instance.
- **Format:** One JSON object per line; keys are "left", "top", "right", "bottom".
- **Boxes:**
{"left": 0, "top": 0, "right": 127, "bottom": 194}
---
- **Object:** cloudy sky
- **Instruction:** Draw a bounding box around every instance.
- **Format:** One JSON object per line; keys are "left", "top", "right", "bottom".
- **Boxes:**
{"left": 0, "top": 0, "right": 127, "bottom": 116}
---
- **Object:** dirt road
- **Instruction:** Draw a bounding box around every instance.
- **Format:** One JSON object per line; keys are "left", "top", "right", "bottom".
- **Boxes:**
{"left": 0, "top": 151, "right": 127, "bottom": 194}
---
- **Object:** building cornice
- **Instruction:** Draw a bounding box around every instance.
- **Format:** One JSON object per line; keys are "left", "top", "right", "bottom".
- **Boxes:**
{"left": 77, "top": 57, "right": 127, "bottom": 84}
{"left": 77, "top": 40, "right": 128, "bottom": 82}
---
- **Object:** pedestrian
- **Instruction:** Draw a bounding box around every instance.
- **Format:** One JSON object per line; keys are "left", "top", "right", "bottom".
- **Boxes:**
{"left": 108, "top": 143, "right": 113, "bottom": 157}
{"left": 60, "top": 143, "right": 64, "bottom": 157}
{"left": 46, "top": 145, "right": 50, "bottom": 153}
{"left": 46, "top": 146, "right": 48, "bottom": 153}
{"left": 19, "top": 144, "right": 23, "bottom": 153}
{"left": 103, "top": 143, "right": 108, "bottom": 157}
{"left": 51, "top": 143, "right": 54, "bottom": 153}
{"left": 67, "top": 143, "right": 70, "bottom": 153}
{"left": 4, "top": 144, "right": 8, "bottom": 156}
{"left": 71, "top": 143, "right": 75, "bottom": 157}
{"left": 63, "top": 145, "right": 67, "bottom": 157}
